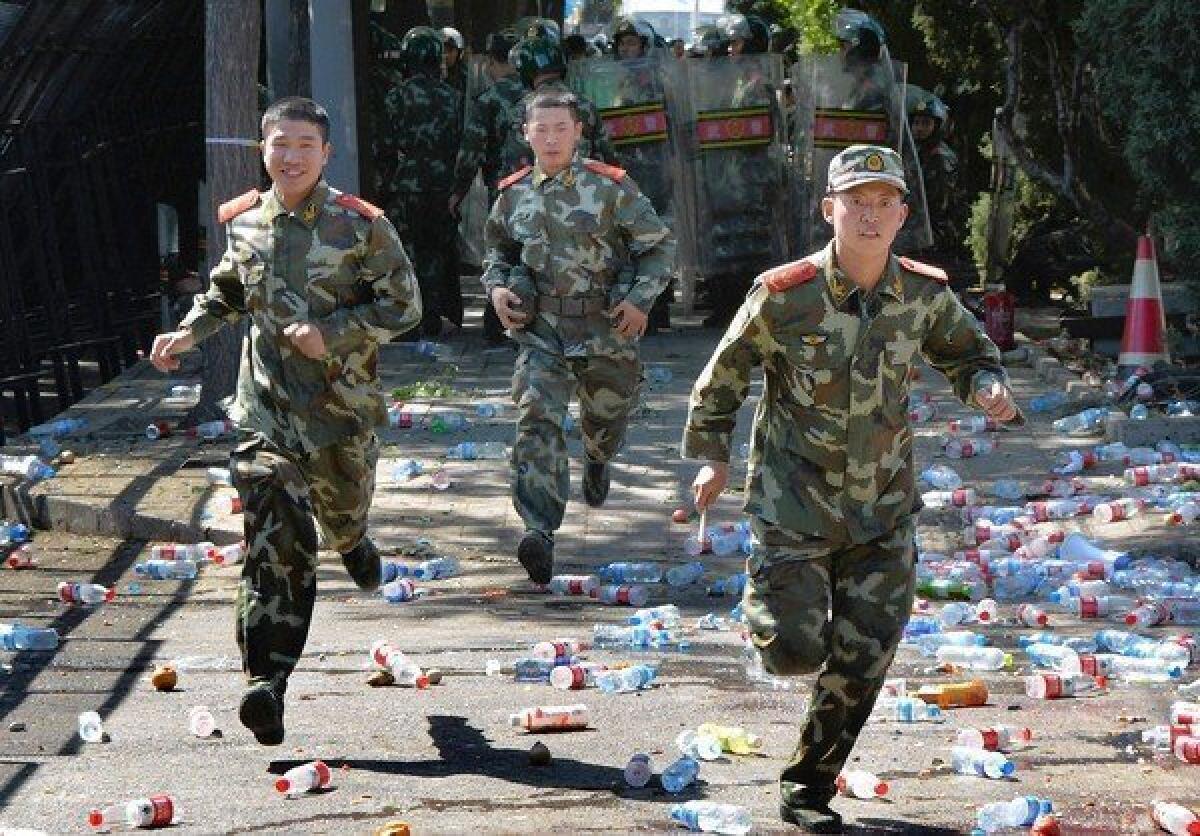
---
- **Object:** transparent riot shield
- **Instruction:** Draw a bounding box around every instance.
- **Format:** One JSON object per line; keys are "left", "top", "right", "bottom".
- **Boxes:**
{"left": 457, "top": 54, "right": 494, "bottom": 269}
{"left": 568, "top": 53, "right": 678, "bottom": 223}
{"left": 673, "top": 53, "right": 790, "bottom": 288}
{"left": 792, "top": 54, "right": 931, "bottom": 252}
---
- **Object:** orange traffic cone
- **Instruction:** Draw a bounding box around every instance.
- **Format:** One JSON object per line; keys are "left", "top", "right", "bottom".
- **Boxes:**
{"left": 1117, "top": 234, "right": 1169, "bottom": 373}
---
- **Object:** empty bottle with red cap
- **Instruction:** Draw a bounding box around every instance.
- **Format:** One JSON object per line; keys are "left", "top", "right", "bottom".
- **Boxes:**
{"left": 944, "top": 437, "right": 995, "bottom": 459}
{"left": 188, "top": 419, "right": 234, "bottom": 440}
{"left": 533, "top": 638, "right": 589, "bottom": 660}
{"left": 590, "top": 584, "right": 648, "bottom": 607}
{"left": 976, "top": 796, "right": 1053, "bottom": 833}
{"left": 947, "top": 416, "right": 1001, "bottom": 435}
{"left": 1093, "top": 499, "right": 1145, "bottom": 523}
{"left": 550, "top": 662, "right": 606, "bottom": 690}
{"left": 1025, "top": 672, "right": 1100, "bottom": 699}
{"left": 547, "top": 575, "right": 599, "bottom": 596}
{"left": 1126, "top": 601, "right": 1170, "bottom": 627}
{"left": 950, "top": 746, "right": 1015, "bottom": 778}
{"left": 509, "top": 704, "right": 589, "bottom": 732}
{"left": 922, "top": 488, "right": 977, "bottom": 509}
{"left": 88, "top": 794, "right": 178, "bottom": 831}
{"left": 275, "top": 760, "right": 332, "bottom": 796}
{"left": 957, "top": 725, "right": 1032, "bottom": 752}
{"left": 1142, "top": 724, "right": 1200, "bottom": 750}
{"left": 1174, "top": 736, "right": 1200, "bottom": 765}
{"left": 1172, "top": 702, "right": 1200, "bottom": 725}
{"left": 936, "top": 646, "right": 1011, "bottom": 671}
{"left": 58, "top": 581, "right": 115, "bottom": 606}
{"left": 150, "top": 542, "right": 214, "bottom": 562}
{"left": 909, "top": 403, "right": 936, "bottom": 423}
{"left": 1070, "top": 594, "right": 1137, "bottom": 619}
{"left": 1017, "top": 604, "right": 1049, "bottom": 627}
{"left": 1053, "top": 449, "right": 1097, "bottom": 474}
{"left": 836, "top": 769, "right": 889, "bottom": 799}
{"left": 1149, "top": 800, "right": 1200, "bottom": 836}
{"left": 1168, "top": 500, "right": 1200, "bottom": 526}
{"left": 370, "top": 639, "right": 427, "bottom": 687}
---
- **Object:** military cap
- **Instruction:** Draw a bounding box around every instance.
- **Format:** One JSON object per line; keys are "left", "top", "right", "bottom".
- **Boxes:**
{"left": 827, "top": 144, "right": 907, "bottom": 194}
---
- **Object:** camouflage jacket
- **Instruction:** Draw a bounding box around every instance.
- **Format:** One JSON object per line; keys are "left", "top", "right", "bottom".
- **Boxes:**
{"left": 919, "top": 141, "right": 962, "bottom": 252}
{"left": 481, "top": 155, "right": 675, "bottom": 358}
{"left": 683, "top": 242, "right": 1008, "bottom": 544}
{"left": 181, "top": 182, "right": 422, "bottom": 453}
{"left": 508, "top": 80, "right": 618, "bottom": 172}
{"left": 452, "top": 74, "right": 529, "bottom": 198}
{"left": 380, "top": 74, "right": 462, "bottom": 198}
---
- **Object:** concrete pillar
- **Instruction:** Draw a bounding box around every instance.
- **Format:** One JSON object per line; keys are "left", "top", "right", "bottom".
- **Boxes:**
{"left": 309, "top": 0, "right": 359, "bottom": 193}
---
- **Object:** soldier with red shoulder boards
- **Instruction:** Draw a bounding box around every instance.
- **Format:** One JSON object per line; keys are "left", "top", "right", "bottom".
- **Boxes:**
{"left": 683, "top": 144, "right": 1021, "bottom": 832}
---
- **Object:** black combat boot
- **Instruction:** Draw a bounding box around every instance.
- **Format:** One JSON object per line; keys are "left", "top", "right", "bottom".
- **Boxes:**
{"left": 582, "top": 458, "right": 610, "bottom": 507}
{"left": 341, "top": 536, "right": 382, "bottom": 591}
{"left": 239, "top": 680, "right": 285, "bottom": 746}
{"left": 517, "top": 530, "right": 554, "bottom": 584}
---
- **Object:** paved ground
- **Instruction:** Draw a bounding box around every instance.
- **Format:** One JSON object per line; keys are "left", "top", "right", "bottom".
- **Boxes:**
{"left": 1, "top": 306, "right": 1198, "bottom": 834}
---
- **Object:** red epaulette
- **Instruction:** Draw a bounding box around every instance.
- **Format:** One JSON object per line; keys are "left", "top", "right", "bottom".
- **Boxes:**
{"left": 898, "top": 256, "right": 949, "bottom": 284}
{"left": 583, "top": 159, "right": 626, "bottom": 182}
{"left": 217, "top": 189, "right": 259, "bottom": 224}
{"left": 763, "top": 258, "right": 819, "bottom": 293}
{"left": 497, "top": 165, "right": 533, "bottom": 190}
{"left": 334, "top": 193, "right": 385, "bottom": 221}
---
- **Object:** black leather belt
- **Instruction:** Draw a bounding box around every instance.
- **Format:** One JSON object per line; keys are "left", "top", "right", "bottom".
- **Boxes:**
{"left": 536, "top": 295, "right": 607, "bottom": 316}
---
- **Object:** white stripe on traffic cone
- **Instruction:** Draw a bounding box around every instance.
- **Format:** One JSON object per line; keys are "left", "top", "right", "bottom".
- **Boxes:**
{"left": 1117, "top": 234, "right": 1169, "bottom": 372}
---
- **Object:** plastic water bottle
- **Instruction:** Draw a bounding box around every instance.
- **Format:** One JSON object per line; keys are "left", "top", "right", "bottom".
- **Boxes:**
{"left": 413, "top": 556, "right": 459, "bottom": 580}
{"left": 920, "top": 465, "right": 963, "bottom": 490}
{"left": 382, "top": 578, "right": 418, "bottom": 603}
{"left": 169, "top": 383, "right": 203, "bottom": 398}
{"left": 1078, "top": 653, "right": 1182, "bottom": 680}
{"left": 1168, "top": 500, "right": 1200, "bottom": 525}
{"left": 548, "top": 575, "right": 599, "bottom": 596}
{"left": 646, "top": 365, "right": 673, "bottom": 384}
{"left": 935, "top": 646, "right": 1011, "bottom": 671}
{"left": 430, "top": 412, "right": 470, "bottom": 434}
{"left": 509, "top": 704, "right": 589, "bottom": 732}
{"left": 549, "top": 663, "right": 605, "bottom": 690}
{"left": 4, "top": 544, "right": 35, "bottom": 569}
{"left": 134, "top": 559, "right": 198, "bottom": 580}
{"left": 58, "top": 581, "right": 115, "bottom": 606}
{"left": 212, "top": 543, "right": 245, "bottom": 566}
{"left": 708, "top": 526, "right": 743, "bottom": 556}
{"left": 387, "top": 404, "right": 412, "bottom": 429}
{"left": 1052, "top": 407, "right": 1109, "bottom": 435}
{"left": 1125, "top": 601, "right": 1169, "bottom": 627}
{"left": 1029, "top": 391, "right": 1068, "bottom": 413}
{"left": 1150, "top": 800, "right": 1200, "bottom": 836}
{"left": 669, "top": 800, "right": 753, "bottom": 835}
{"left": 947, "top": 416, "right": 1000, "bottom": 435}
{"left": 598, "top": 562, "right": 662, "bottom": 584}
{"left": 78, "top": 711, "right": 105, "bottom": 743}
{"left": 391, "top": 459, "right": 423, "bottom": 482}
{"left": 445, "top": 441, "right": 506, "bottom": 460}
{"left": 836, "top": 769, "right": 889, "bottom": 799}
{"left": 1025, "top": 643, "right": 1082, "bottom": 673}
{"left": 944, "top": 437, "right": 995, "bottom": 458}
{"left": 887, "top": 696, "right": 945, "bottom": 723}
{"left": 938, "top": 601, "right": 977, "bottom": 626}
{"left": 149, "top": 542, "right": 213, "bottom": 562}
{"left": 990, "top": 479, "right": 1024, "bottom": 501}
{"left": 275, "top": 760, "right": 332, "bottom": 796}
{"left": 957, "top": 725, "right": 1033, "bottom": 752}
{"left": 977, "top": 796, "right": 1052, "bottom": 832}
{"left": 698, "top": 723, "right": 763, "bottom": 755}
{"left": 660, "top": 755, "right": 700, "bottom": 793}
{"left": 975, "top": 598, "right": 999, "bottom": 623}
{"left": 592, "top": 624, "right": 675, "bottom": 648}
{"left": 595, "top": 663, "right": 656, "bottom": 693}
{"left": 950, "top": 746, "right": 1015, "bottom": 779}
{"left": 1070, "top": 594, "right": 1137, "bottom": 618}
{"left": 532, "top": 638, "right": 589, "bottom": 660}
{"left": 188, "top": 705, "right": 217, "bottom": 738}
{"left": 0, "top": 622, "right": 60, "bottom": 651}
{"left": 916, "top": 631, "right": 987, "bottom": 657}
{"left": 1017, "top": 604, "right": 1049, "bottom": 627}
{"left": 370, "top": 639, "right": 428, "bottom": 687}
{"left": 1025, "top": 672, "right": 1099, "bottom": 699}
{"left": 1093, "top": 499, "right": 1145, "bottom": 523}
{"left": 1172, "top": 736, "right": 1200, "bottom": 764}
{"left": 87, "top": 795, "right": 178, "bottom": 831}
{"left": 188, "top": 419, "right": 235, "bottom": 440}
{"left": 590, "top": 584, "right": 648, "bottom": 607}
{"left": 475, "top": 402, "right": 503, "bottom": 419}
{"left": 0, "top": 454, "right": 55, "bottom": 481}
{"left": 922, "top": 488, "right": 977, "bottom": 509}
{"left": 908, "top": 402, "right": 936, "bottom": 423}
{"left": 1053, "top": 449, "right": 1097, "bottom": 474}
{"left": 1131, "top": 403, "right": 1151, "bottom": 420}
{"left": 666, "top": 560, "right": 705, "bottom": 587}
{"left": 628, "top": 604, "right": 681, "bottom": 627}
{"left": 676, "top": 729, "right": 723, "bottom": 761}
{"left": 624, "top": 753, "right": 653, "bottom": 788}
{"left": 29, "top": 417, "right": 87, "bottom": 438}
{"left": 513, "top": 657, "right": 556, "bottom": 682}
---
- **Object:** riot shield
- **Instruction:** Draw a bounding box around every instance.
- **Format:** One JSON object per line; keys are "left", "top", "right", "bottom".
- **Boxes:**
{"left": 567, "top": 53, "right": 679, "bottom": 224}
{"left": 673, "top": 53, "right": 790, "bottom": 286}
{"left": 457, "top": 55, "right": 494, "bottom": 269}
{"left": 792, "top": 54, "right": 931, "bottom": 252}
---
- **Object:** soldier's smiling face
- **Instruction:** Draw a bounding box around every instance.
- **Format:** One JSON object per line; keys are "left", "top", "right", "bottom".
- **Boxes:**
{"left": 823, "top": 182, "right": 908, "bottom": 255}
{"left": 262, "top": 118, "right": 331, "bottom": 205}
{"left": 524, "top": 106, "right": 583, "bottom": 174}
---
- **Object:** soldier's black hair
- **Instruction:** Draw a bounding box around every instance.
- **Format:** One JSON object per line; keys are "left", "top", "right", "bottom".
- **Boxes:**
{"left": 524, "top": 91, "right": 582, "bottom": 124}
{"left": 261, "top": 97, "right": 331, "bottom": 143}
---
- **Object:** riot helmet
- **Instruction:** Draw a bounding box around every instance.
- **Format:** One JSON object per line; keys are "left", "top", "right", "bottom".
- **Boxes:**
{"left": 510, "top": 35, "right": 566, "bottom": 88}
{"left": 401, "top": 26, "right": 443, "bottom": 75}
{"left": 720, "top": 13, "right": 769, "bottom": 55}
{"left": 834, "top": 8, "right": 886, "bottom": 64}
{"left": 515, "top": 16, "right": 561, "bottom": 43}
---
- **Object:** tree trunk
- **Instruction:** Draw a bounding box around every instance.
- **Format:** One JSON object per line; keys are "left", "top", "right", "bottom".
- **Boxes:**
{"left": 194, "top": 0, "right": 262, "bottom": 423}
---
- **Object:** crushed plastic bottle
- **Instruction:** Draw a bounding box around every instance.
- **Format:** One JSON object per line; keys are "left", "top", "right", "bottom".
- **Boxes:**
{"left": 0, "top": 454, "right": 55, "bottom": 482}
{"left": 976, "top": 796, "right": 1052, "bottom": 833}
{"left": 134, "top": 559, "right": 198, "bottom": 581}
{"left": 676, "top": 729, "right": 723, "bottom": 761}
{"left": 391, "top": 459, "right": 423, "bottom": 482}
{"left": 944, "top": 437, "right": 995, "bottom": 458}
{"left": 548, "top": 575, "right": 599, "bottom": 597}
{"left": 957, "top": 725, "right": 1032, "bottom": 752}
{"left": 598, "top": 562, "right": 662, "bottom": 584}
{"left": 29, "top": 417, "right": 88, "bottom": 438}
{"left": 595, "top": 663, "right": 656, "bottom": 693}
{"left": 1025, "top": 672, "right": 1100, "bottom": 699}
{"left": 660, "top": 755, "right": 700, "bottom": 793}
{"left": 88, "top": 794, "right": 177, "bottom": 831}
{"left": 628, "top": 604, "right": 681, "bottom": 627}
{"left": 624, "top": 753, "right": 653, "bottom": 788}
{"left": 935, "top": 646, "right": 1011, "bottom": 671}
{"left": 275, "top": 760, "right": 332, "bottom": 796}
{"left": 590, "top": 584, "right": 648, "bottom": 607}
{"left": 187, "top": 419, "right": 235, "bottom": 440}
{"left": 698, "top": 723, "right": 763, "bottom": 755}
{"left": 445, "top": 441, "right": 506, "bottom": 460}
{"left": 509, "top": 704, "right": 589, "bottom": 732}
{"left": 188, "top": 705, "right": 216, "bottom": 738}
{"left": 78, "top": 710, "right": 105, "bottom": 743}
{"left": 1149, "top": 800, "right": 1200, "bottom": 836}
{"left": 1052, "top": 407, "right": 1110, "bottom": 436}
{"left": 370, "top": 639, "right": 428, "bottom": 687}
{"left": 0, "top": 622, "right": 59, "bottom": 651}
{"left": 58, "top": 581, "right": 115, "bottom": 606}
{"left": 669, "top": 801, "right": 752, "bottom": 835}
{"left": 666, "top": 560, "right": 705, "bottom": 587}
{"left": 885, "top": 696, "right": 945, "bottom": 723}
{"left": 836, "top": 769, "right": 889, "bottom": 799}
{"left": 920, "top": 465, "right": 963, "bottom": 490}
{"left": 950, "top": 745, "right": 1015, "bottom": 779}
{"left": 382, "top": 578, "right": 418, "bottom": 603}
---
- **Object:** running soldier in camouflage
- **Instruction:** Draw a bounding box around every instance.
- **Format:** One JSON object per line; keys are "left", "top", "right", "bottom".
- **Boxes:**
{"left": 482, "top": 91, "right": 674, "bottom": 584}
{"left": 685, "top": 144, "right": 1019, "bottom": 832}
{"left": 380, "top": 26, "right": 463, "bottom": 336}
{"left": 151, "top": 98, "right": 421, "bottom": 747}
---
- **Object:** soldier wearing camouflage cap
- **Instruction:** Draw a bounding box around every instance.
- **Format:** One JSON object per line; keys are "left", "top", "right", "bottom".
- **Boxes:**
{"left": 483, "top": 91, "right": 674, "bottom": 584}
{"left": 150, "top": 97, "right": 422, "bottom": 746}
{"left": 684, "top": 143, "right": 1019, "bottom": 831}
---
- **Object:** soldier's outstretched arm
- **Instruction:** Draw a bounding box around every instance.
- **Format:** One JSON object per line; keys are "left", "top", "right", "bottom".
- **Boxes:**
{"left": 615, "top": 185, "right": 676, "bottom": 313}
{"left": 177, "top": 235, "right": 248, "bottom": 344}
{"left": 317, "top": 215, "right": 422, "bottom": 347}
{"left": 919, "top": 285, "right": 1012, "bottom": 411}
{"left": 681, "top": 289, "right": 769, "bottom": 463}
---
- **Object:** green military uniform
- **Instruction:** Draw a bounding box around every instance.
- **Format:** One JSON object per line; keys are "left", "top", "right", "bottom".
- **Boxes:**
{"left": 682, "top": 146, "right": 1010, "bottom": 816}
{"left": 482, "top": 156, "right": 674, "bottom": 541}
{"left": 920, "top": 139, "right": 962, "bottom": 252}
{"left": 180, "top": 182, "right": 421, "bottom": 702}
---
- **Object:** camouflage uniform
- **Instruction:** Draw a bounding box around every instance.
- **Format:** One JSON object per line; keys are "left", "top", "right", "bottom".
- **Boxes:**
{"left": 180, "top": 182, "right": 421, "bottom": 694}
{"left": 510, "top": 79, "right": 618, "bottom": 169}
{"left": 919, "top": 139, "right": 962, "bottom": 253}
{"left": 380, "top": 72, "right": 463, "bottom": 334}
{"left": 482, "top": 156, "right": 674, "bottom": 538}
{"left": 683, "top": 233, "right": 1008, "bottom": 809}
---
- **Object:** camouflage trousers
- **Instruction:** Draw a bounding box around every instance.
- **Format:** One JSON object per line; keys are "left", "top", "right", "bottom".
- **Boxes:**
{"left": 742, "top": 516, "right": 916, "bottom": 807}
{"left": 389, "top": 192, "right": 462, "bottom": 333}
{"left": 511, "top": 346, "right": 641, "bottom": 535}
{"left": 230, "top": 431, "right": 379, "bottom": 691}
